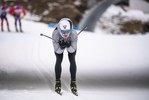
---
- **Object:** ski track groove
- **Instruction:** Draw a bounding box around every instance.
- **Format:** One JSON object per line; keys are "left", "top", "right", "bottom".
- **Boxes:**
{"left": 23, "top": 36, "right": 49, "bottom": 90}
{"left": 29, "top": 37, "right": 50, "bottom": 89}
{"left": 36, "top": 37, "right": 55, "bottom": 91}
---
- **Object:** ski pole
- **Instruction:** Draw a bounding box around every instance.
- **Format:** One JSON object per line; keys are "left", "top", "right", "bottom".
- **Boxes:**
{"left": 77, "top": 26, "right": 87, "bottom": 35}
{"left": 40, "top": 33, "right": 57, "bottom": 42}
{"left": 40, "top": 33, "right": 53, "bottom": 39}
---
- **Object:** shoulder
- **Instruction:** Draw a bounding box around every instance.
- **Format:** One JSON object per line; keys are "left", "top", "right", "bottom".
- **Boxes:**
{"left": 70, "top": 29, "right": 78, "bottom": 41}
{"left": 71, "top": 29, "right": 78, "bottom": 37}
{"left": 52, "top": 29, "right": 59, "bottom": 35}
{"left": 52, "top": 29, "right": 60, "bottom": 40}
{"left": 14, "top": 6, "right": 17, "bottom": 8}
{"left": 1, "top": 7, "right": 3, "bottom": 10}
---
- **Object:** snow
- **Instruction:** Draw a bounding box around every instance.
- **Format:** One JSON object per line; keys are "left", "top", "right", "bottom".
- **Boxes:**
{"left": 0, "top": 5, "right": 149, "bottom": 100}
{"left": 97, "top": 5, "right": 149, "bottom": 34}
{"left": 102, "top": 5, "right": 149, "bottom": 22}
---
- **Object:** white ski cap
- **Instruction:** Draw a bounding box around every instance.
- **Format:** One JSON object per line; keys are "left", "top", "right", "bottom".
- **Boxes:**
{"left": 59, "top": 20, "right": 70, "bottom": 30}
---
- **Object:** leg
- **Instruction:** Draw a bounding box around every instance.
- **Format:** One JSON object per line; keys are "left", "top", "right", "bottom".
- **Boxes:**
{"left": 5, "top": 17, "right": 10, "bottom": 32}
{"left": 55, "top": 52, "right": 63, "bottom": 80}
{"left": 55, "top": 52, "right": 63, "bottom": 94}
{"left": 68, "top": 51, "right": 78, "bottom": 95}
{"left": 15, "top": 16, "right": 18, "bottom": 32}
{"left": 1, "top": 17, "right": 4, "bottom": 31}
{"left": 68, "top": 51, "right": 77, "bottom": 79}
{"left": 18, "top": 16, "right": 22, "bottom": 32}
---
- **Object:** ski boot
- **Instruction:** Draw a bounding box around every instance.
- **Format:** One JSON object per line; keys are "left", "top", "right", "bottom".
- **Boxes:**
{"left": 20, "top": 28, "right": 23, "bottom": 32}
{"left": 16, "top": 27, "right": 18, "bottom": 32}
{"left": 8, "top": 27, "right": 10, "bottom": 32}
{"left": 1, "top": 27, "right": 4, "bottom": 32}
{"left": 55, "top": 79, "right": 62, "bottom": 95}
{"left": 70, "top": 79, "right": 78, "bottom": 96}
{"left": 20, "top": 29, "right": 23, "bottom": 32}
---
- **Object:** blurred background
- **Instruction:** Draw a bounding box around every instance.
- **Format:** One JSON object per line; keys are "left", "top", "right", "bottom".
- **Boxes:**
{"left": 0, "top": 0, "right": 149, "bottom": 100}
{"left": 0, "top": 0, "right": 149, "bottom": 34}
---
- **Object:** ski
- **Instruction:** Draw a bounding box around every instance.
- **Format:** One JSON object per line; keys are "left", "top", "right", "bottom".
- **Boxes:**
{"left": 55, "top": 91, "right": 62, "bottom": 96}
{"left": 55, "top": 90, "right": 78, "bottom": 96}
{"left": 72, "top": 91, "right": 78, "bottom": 96}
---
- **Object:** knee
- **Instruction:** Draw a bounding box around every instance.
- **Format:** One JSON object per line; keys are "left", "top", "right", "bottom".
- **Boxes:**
{"left": 68, "top": 54, "right": 76, "bottom": 63}
{"left": 55, "top": 53, "right": 63, "bottom": 63}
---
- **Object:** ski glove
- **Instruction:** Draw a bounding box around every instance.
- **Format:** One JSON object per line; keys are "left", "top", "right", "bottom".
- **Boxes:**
{"left": 65, "top": 39, "right": 71, "bottom": 48}
{"left": 22, "top": 15, "right": 25, "bottom": 19}
{"left": 59, "top": 40, "right": 66, "bottom": 49}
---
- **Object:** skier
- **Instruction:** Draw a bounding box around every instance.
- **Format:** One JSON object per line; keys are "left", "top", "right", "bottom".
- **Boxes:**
{"left": 52, "top": 18, "right": 78, "bottom": 95}
{"left": 10, "top": 3, "right": 26, "bottom": 32}
{"left": 0, "top": 3, "right": 10, "bottom": 32}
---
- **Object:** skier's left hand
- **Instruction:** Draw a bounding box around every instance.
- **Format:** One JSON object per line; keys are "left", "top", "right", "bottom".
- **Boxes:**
{"left": 22, "top": 15, "right": 25, "bottom": 19}
{"left": 66, "top": 39, "right": 71, "bottom": 48}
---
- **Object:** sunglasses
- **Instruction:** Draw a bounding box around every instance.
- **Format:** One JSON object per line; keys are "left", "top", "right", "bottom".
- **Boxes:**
{"left": 61, "top": 30, "right": 70, "bottom": 34}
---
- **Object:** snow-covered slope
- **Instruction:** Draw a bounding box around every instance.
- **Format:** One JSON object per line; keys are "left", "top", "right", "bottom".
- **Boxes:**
{"left": 96, "top": 5, "right": 149, "bottom": 34}
{"left": 0, "top": 7, "right": 149, "bottom": 100}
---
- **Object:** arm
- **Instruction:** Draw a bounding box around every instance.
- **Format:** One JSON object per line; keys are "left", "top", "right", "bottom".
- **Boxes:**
{"left": 22, "top": 8, "right": 26, "bottom": 16}
{"left": 5, "top": 7, "right": 10, "bottom": 13}
{"left": 0, "top": 8, "right": 2, "bottom": 16}
{"left": 52, "top": 30, "right": 65, "bottom": 54}
{"left": 67, "top": 29, "right": 78, "bottom": 53}
{"left": 9, "top": 7, "right": 15, "bottom": 15}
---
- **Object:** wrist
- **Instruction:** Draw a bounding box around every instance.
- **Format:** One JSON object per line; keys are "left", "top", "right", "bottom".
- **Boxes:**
{"left": 66, "top": 41, "right": 71, "bottom": 48}
{"left": 60, "top": 45, "right": 66, "bottom": 49}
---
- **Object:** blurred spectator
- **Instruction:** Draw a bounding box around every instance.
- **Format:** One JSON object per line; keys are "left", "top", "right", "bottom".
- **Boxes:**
{"left": 10, "top": 3, "right": 26, "bottom": 32}
{"left": 0, "top": 3, "right": 10, "bottom": 32}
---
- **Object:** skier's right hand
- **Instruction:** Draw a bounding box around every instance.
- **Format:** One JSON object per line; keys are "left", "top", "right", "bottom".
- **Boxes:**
{"left": 59, "top": 40, "right": 66, "bottom": 49}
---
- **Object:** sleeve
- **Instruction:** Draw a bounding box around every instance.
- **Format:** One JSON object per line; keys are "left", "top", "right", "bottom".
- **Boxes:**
{"left": 0, "top": 8, "right": 2, "bottom": 16}
{"left": 9, "top": 7, "right": 15, "bottom": 15}
{"left": 5, "top": 7, "right": 10, "bottom": 13}
{"left": 67, "top": 29, "right": 78, "bottom": 53}
{"left": 52, "top": 30, "right": 64, "bottom": 54}
{"left": 22, "top": 8, "right": 26, "bottom": 16}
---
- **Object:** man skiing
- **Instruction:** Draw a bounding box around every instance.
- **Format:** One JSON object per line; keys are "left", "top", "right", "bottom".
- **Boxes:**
{"left": 52, "top": 18, "right": 78, "bottom": 95}
{"left": 0, "top": 3, "right": 10, "bottom": 32}
{"left": 10, "top": 3, "right": 26, "bottom": 32}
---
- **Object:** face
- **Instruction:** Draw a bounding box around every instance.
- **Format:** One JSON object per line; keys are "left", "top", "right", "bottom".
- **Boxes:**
{"left": 17, "top": 6, "right": 21, "bottom": 9}
{"left": 61, "top": 30, "right": 70, "bottom": 38}
{"left": 3, "top": 4, "right": 7, "bottom": 9}
{"left": 17, "top": 4, "right": 21, "bottom": 9}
